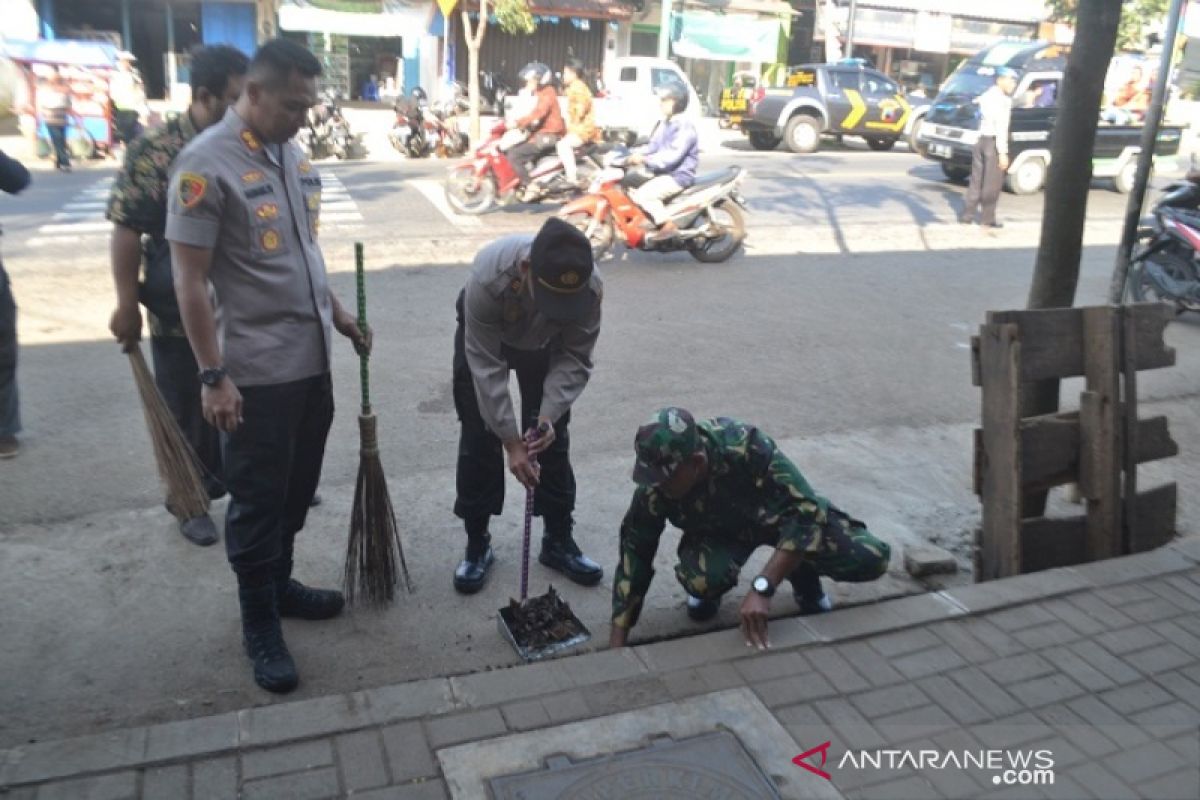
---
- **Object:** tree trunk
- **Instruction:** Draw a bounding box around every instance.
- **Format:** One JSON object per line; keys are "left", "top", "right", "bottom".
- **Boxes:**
{"left": 462, "top": 2, "right": 488, "bottom": 145}
{"left": 1023, "top": 0, "right": 1121, "bottom": 515}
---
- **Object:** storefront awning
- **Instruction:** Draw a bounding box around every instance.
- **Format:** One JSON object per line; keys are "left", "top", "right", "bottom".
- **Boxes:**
{"left": 842, "top": 0, "right": 1048, "bottom": 25}
{"left": 278, "top": 0, "right": 430, "bottom": 37}
{"left": 461, "top": 0, "right": 633, "bottom": 21}
{"left": 0, "top": 39, "right": 118, "bottom": 68}
{"left": 671, "top": 11, "right": 783, "bottom": 62}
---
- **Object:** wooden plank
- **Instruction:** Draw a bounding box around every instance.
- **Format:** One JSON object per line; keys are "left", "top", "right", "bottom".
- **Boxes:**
{"left": 973, "top": 427, "right": 984, "bottom": 496}
{"left": 971, "top": 335, "right": 982, "bottom": 387}
{"left": 1018, "top": 413, "right": 1176, "bottom": 493}
{"left": 1126, "top": 302, "right": 1177, "bottom": 372}
{"left": 1079, "top": 307, "right": 1122, "bottom": 561}
{"left": 978, "top": 323, "right": 1022, "bottom": 581}
{"left": 984, "top": 304, "right": 1173, "bottom": 382}
{"left": 1122, "top": 307, "right": 1138, "bottom": 555}
{"left": 1021, "top": 515, "right": 1088, "bottom": 572}
{"left": 988, "top": 307, "right": 1084, "bottom": 382}
{"left": 1129, "top": 483, "right": 1178, "bottom": 553}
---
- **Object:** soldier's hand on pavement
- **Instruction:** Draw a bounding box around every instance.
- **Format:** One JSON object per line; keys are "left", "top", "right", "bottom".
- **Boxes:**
{"left": 739, "top": 591, "right": 772, "bottom": 651}
{"left": 109, "top": 304, "right": 143, "bottom": 350}
{"left": 526, "top": 417, "right": 555, "bottom": 456}
{"left": 504, "top": 438, "right": 540, "bottom": 488}
{"left": 202, "top": 378, "right": 243, "bottom": 433}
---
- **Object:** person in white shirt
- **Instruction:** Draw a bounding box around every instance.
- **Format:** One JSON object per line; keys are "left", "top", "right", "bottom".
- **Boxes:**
{"left": 961, "top": 68, "right": 1017, "bottom": 230}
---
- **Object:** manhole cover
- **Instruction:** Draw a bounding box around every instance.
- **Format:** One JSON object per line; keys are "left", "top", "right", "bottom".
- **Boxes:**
{"left": 487, "top": 730, "right": 782, "bottom": 799}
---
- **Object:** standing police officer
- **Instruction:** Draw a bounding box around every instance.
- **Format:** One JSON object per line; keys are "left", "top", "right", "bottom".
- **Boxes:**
{"left": 107, "top": 44, "right": 249, "bottom": 546}
{"left": 961, "top": 67, "right": 1017, "bottom": 230}
{"left": 453, "top": 218, "right": 604, "bottom": 593}
{"left": 166, "top": 39, "right": 369, "bottom": 694}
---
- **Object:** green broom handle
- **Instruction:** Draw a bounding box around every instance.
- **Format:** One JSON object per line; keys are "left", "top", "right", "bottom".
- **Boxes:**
{"left": 355, "top": 242, "right": 370, "bottom": 415}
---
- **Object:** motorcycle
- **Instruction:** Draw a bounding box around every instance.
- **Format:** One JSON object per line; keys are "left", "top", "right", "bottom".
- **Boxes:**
{"left": 558, "top": 148, "right": 748, "bottom": 263}
{"left": 443, "top": 121, "right": 600, "bottom": 214}
{"left": 1129, "top": 176, "right": 1200, "bottom": 313}
{"left": 479, "top": 72, "right": 511, "bottom": 115}
{"left": 303, "top": 92, "right": 367, "bottom": 160}
{"left": 391, "top": 98, "right": 470, "bottom": 158}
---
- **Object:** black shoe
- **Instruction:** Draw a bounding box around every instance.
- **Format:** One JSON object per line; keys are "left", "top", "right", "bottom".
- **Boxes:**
{"left": 790, "top": 568, "right": 832, "bottom": 615}
{"left": 238, "top": 582, "right": 298, "bottom": 694}
{"left": 538, "top": 535, "right": 603, "bottom": 586}
{"left": 794, "top": 591, "right": 833, "bottom": 615}
{"left": 454, "top": 535, "right": 494, "bottom": 594}
{"left": 179, "top": 514, "right": 219, "bottom": 547}
{"left": 686, "top": 594, "right": 720, "bottom": 621}
{"left": 278, "top": 579, "right": 344, "bottom": 620}
{"left": 309, "top": 493, "right": 322, "bottom": 507}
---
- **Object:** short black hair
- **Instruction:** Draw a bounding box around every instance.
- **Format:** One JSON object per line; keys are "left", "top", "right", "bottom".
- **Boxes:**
{"left": 564, "top": 59, "right": 583, "bottom": 75}
{"left": 248, "top": 38, "right": 322, "bottom": 90}
{"left": 189, "top": 45, "right": 249, "bottom": 98}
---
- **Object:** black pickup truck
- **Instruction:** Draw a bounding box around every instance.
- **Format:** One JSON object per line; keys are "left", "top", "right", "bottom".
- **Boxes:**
{"left": 916, "top": 41, "right": 1184, "bottom": 194}
{"left": 740, "top": 62, "right": 929, "bottom": 153}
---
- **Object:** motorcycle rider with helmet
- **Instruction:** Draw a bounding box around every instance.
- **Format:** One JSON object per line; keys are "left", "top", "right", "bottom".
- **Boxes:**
{"left": 627, "top": 80, "right": 699, "bottom": 242}
{"left": 507, "top": 62, "right": 566, "bottom": 201}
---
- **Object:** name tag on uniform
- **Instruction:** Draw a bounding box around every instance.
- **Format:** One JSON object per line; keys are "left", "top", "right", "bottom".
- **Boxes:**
{"left": 246, "top": 184, "right": 275, "bottom": 199}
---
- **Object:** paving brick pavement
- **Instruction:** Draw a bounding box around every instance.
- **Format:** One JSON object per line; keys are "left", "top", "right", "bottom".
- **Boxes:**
{"left": 3, "top": 543, "right": 1200, "bottom": 799}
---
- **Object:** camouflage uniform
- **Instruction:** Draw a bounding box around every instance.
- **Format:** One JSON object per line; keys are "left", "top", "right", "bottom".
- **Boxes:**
{"left": 612, "top": 408, "right": 890, "bottom": 629}
{"left": 107, "top": 111, "right": 223, "bottom": 495}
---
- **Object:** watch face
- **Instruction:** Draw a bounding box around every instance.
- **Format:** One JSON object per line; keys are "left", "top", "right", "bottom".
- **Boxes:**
{"left": 753, "top": 576, "right": 770, "bottom": 593}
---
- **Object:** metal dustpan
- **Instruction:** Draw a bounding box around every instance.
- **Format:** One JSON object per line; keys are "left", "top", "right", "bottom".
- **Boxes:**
{"left": 497, "top": 434, "right": 591, "bottom": 661}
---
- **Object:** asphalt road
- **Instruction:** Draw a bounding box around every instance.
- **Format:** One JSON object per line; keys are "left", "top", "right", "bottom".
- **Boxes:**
{"left": 2, "top": 128, "right": 1199, "bottom": 746}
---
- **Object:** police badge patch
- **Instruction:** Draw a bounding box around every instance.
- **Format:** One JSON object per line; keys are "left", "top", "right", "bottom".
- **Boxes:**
{"left": 178, "top": 172, "right": 207, "bottom": 209}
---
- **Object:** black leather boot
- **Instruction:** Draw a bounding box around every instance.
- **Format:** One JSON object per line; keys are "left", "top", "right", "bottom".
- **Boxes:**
{"left": 791, "top": 565, "right": 833, "bottom": 616}
{"left": 237, "top": 577, "right": 298, "bottom": 693}
{"left": 538, "top": 516, "right": 603, "bottom": 587}
{"left": 454, "top": 518, "right": 494, "bottom": 594}
{"left": 275, "top": 543, "right": 344, "bottom": 620}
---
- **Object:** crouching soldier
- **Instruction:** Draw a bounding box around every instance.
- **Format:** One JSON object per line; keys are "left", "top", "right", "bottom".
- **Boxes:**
{"left": 608, "top": 408, "right": 890, "bottom": 650}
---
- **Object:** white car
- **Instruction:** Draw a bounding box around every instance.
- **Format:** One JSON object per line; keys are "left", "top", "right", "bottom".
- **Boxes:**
{"left": 597, "top": 57, "right": 702, "bottom": 144}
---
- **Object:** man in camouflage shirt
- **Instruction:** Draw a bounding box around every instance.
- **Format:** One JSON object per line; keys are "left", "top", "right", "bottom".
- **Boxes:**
{"left": 609, "top": 407, "right": 890, "bottom": 650}
{"left": 107, "top": 45, "right": 248, "bottom": 546}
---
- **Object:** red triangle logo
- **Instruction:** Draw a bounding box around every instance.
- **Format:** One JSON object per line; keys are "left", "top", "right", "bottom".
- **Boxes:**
{"left": 793, "top": 741, "right": 833, "bottom": 780}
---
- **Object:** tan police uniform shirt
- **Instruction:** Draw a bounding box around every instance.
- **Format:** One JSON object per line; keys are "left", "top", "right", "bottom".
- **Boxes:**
{"left": 463, "top": 234, "right": 602, "bottom": 443}
{"left": 165, "top": 108, "right": 331, "bottom": 387}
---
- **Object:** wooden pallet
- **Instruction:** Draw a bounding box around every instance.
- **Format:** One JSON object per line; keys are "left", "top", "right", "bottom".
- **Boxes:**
{"left": 971, "top": 304, "right": 1178, "bottom": 580}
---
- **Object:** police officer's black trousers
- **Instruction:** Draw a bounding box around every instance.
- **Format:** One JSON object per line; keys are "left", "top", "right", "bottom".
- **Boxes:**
{"left": 150, "top": 335, "right": 224, "bottom": 499}
{"left": 963, "top": 135, "right": 1003, "bottom": 226}
{"left": 221, "top": 373, "right": 333, "bottom": 579}
{"left": 0, "top": 262, "right": 18, "bottom": 438}
{"left": 452, "top": 291, "right": 576, "bottom": 536}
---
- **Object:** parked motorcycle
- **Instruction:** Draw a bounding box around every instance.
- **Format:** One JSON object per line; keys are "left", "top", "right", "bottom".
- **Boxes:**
{"left": 443, "top": 121, "right": 599, "bottom": 214}
{"left": 1129, "top": 176, "right": 1200, "bottom": 313}
{"left": 558, "top": 148, "right": 748, "bottom": 263}
{"left": 391, "top": 95, "right": 469, "bottom": 159}
{"left": 303, "top": 91, "right": 367, "bottom": 160}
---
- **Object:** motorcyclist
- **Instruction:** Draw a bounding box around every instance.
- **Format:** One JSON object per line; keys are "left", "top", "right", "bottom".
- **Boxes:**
{"left": 506, "top": 62, "right": 565, "bottom": 200}
{"left": 627, "top": 80, "right": 699, "bottom": 242}
{"left": 556, "top": 59, "right": 601, "bottom": 188}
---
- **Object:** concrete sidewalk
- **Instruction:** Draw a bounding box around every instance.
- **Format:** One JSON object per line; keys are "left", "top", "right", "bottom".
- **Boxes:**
{"left": 4, "top": 541, "right": 1200, "bottom": 799}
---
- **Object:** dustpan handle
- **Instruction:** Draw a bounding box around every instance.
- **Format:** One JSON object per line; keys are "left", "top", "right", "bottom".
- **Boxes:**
{"left": 355, "top": 242, "right": 370, "bottom": 415}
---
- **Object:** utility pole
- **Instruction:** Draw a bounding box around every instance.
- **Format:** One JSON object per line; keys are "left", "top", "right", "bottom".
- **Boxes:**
{"left": 845, "top": 0, "right": 858, "bottom": 59}
{"left": 658, "top": 0, "right": 673, "bottom": 59}
{"left": 1109, "top": 0, "right": 1187, "bottom": 302}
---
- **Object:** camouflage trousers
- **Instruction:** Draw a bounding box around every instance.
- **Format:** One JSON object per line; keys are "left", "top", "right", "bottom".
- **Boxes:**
{"left": 674, "top": 509, "right": 890, "bottom": 601}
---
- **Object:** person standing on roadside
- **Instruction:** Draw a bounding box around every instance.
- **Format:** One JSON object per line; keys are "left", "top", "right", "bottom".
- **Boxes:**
{"left": 106, "top": 45, "right": 249, "bottom": 546}
{"left": 166, "top": 39, "right": 370, "bottom": 694}
{"left": 38, "top": 71, "right": 74, "bottom": 172}
{"left": 960, "top": 67, "right": 1016, "bottom": 231}
{"left": 0, "top": 149, "right": 32, "bottom": 460}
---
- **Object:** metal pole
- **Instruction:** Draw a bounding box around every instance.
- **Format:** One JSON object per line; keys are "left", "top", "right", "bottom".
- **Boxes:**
{"left": 1109, "top": 0, "right": 1186, "bottom": 303}
{"left": 658, "top": 0, "right": 673, "bottom": 60}
{"left": 121, "top": 0, "right": 133, "bottom": 51}
{"left": 846, "top": 0, "right": 858, "bottom": 59}
{"left": 165, "top": 2, "right": 175, "bottom": 56}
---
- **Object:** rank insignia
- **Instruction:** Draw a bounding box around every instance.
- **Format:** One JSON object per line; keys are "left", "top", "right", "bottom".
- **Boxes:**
{"left": 177, "top": 172, "right": 207, "bottom": 208}
{"left": 255, "top": 202, "right": 279, "bottom": 220}
{"left": 306, "top": 192, "right": 321, "bottom": 211}
{"left": 240, "top": 128, "right": 261, "bottom": 151}
{"left": 299, "top": 160, "right": 312, "bottom": 174}
{"left": 261, "top": 229, "right": 281, "bottom": 251}
{"left": 242, "top": 170, "right": 265, "bottom": 184}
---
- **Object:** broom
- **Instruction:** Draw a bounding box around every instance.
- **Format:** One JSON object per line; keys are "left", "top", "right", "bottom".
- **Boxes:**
{"left": 344, "top": 242, "right": 413, "bottom": 606}
{"left": 125, "top": 344, "right": 209, "bottom": 522}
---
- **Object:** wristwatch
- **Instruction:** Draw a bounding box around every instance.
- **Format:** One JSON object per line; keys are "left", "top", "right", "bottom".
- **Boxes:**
{"left": 198, "top": 366, "right": 227, "bottom": 387}
{"left": 751, "top": 575, "right": 776, "bottom": 598}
